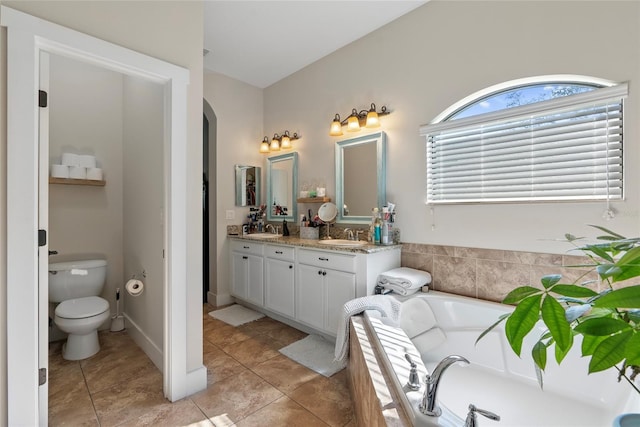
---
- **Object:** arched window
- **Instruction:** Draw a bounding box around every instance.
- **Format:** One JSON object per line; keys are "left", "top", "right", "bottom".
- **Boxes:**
{"left": 420, "top": 76, "right": 628, "bottom": 204}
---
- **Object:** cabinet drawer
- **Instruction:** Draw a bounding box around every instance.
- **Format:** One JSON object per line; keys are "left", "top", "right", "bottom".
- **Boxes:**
{"left": 231, "top": 239, "right": 264, "bottom": 256}
{"left": 265, "top": 244, "right": 295, "bottom": 261}
{"left": 297, "top": 249, "right": 356, "bottom": 273}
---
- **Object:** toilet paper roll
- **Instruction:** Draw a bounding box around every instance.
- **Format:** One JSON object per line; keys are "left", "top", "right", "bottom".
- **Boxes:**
{"left": 78, "top": 155, "right": 97, "bottom": 168}
{"left": 86, "top": 167, "right": 103, "bottom": 181}
{"left": 51, "top": 164, "right": 70, "bottom": 178}
{"left": 61, "top": 153, "right": 80, "bottom": 166}
{"left": 69, "top": 166, "right": 87, "bottom": 179}
{"left": 125, "top": 279, "right": 144, "bottom": 296}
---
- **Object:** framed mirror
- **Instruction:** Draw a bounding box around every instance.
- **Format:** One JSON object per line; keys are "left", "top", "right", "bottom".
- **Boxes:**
{"left": 235, "top": 165, "right": 261, "bottom": 206}
{"left": 266, "top": 152, "right": 298, "bottom": 222}
{"left": 335, "top": 131, "right": 386, "bottom": 224}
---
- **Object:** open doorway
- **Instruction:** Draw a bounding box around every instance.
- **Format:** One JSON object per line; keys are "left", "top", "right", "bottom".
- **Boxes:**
{"left": 3, "top": 7, "right": 203, "bottom": 424}
{"left": 203, "top": 101, "right": 217, "bottom": 303}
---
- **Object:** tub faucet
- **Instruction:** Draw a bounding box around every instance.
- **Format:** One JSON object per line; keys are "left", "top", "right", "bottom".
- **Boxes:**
{"left": 464, "top": 404, "right": 500, "bottom": 427}
{"left": 419, "top": 354, "right": 470, "bottom": 417}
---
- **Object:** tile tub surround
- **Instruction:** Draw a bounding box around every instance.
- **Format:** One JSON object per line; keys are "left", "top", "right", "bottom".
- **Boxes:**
{"left": 400, "top": 242, "right": 602, "bottom": 302}
{"left": 49, "top": 303, "right": 356, "bottom": 426}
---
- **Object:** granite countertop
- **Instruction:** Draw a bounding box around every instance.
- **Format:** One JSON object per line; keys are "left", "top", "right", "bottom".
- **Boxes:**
{"left": 228, "top": 234, "right": 402, "bottom": 254}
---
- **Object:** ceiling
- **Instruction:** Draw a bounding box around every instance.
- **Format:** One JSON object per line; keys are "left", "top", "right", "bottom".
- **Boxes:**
{"left": 203, "top": 1, "right": 428, "bottom": 88}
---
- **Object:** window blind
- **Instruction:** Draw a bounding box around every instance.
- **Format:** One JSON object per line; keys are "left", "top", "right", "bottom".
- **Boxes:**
{"left": 420, "top": 84, "right": 628, "bottom": 204}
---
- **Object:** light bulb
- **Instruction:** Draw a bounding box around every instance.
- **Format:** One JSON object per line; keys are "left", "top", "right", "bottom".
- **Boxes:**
{"left": 329, "top": 114, "right": 343, "bottom": 136}
{"left": 347, "top": 109, "right": 360, "bottom": 132}
{"left": 366, "top": 110, "right": 380, "bottom": 128}
{"left": 259, "top": 137, "right": 270, "bottom": 153}
{"left": 280, "top": 133, "right": 292, "bottom": 149}
{"left": 270, "top": 136, "right": 280, "bottom": 151}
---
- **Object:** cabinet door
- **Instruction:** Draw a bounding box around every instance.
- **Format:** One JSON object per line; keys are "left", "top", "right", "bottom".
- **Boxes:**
{"left": 246, "top": 254, "right": 264, "bottom": 306}
{"left": 296, "top": 263, "right": 325, "bottom": 330}
{"left": 231, "top": 252, "right": 248, "bottom": 299}
{"left": 265, "top": 258, "right": 295, "bottom": 317}
{"left": 324, "top": 269, "right": 356, "bottom": 336}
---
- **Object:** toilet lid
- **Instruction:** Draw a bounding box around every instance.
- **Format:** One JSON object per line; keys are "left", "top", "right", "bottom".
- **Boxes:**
{"left": 56, "top": 296, "right": 109, "bottom": 319}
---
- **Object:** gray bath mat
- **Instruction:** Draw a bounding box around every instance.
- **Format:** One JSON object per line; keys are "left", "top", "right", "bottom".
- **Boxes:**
{"left": 279, "top": 334, "right": 346, "bottom": 377}
{"left": 209, "top": 304, "right": 264, "bottom": 326}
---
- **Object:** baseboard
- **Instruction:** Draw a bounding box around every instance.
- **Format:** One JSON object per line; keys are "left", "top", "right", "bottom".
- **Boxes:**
{"left": 123, "top": 313, "right": 163, "bottom": 372}
{"left": 209, "top": 291, "right": 233, "bottom": 307}
{"left": 186, "top": 365, "right": 207, "bottom": 396}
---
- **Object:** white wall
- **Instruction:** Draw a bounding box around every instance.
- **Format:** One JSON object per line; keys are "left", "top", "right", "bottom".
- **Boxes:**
{"left": 203, "top": 70, "right": 264, "bottom": 305}
{"left": 122, "top": 75, "right": 165, "bottom": 366}
{"left": 264, "top": 0, "right": 640, "bottom": 253}
{"left": 48, "top": 54, "right": 124, "bottom": 336}
{"left": 0, "top": 1, "right": 204, "bottom": 421}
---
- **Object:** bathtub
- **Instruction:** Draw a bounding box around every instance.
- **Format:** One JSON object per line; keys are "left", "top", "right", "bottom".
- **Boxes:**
{"left": 359, "top": 291, "right": 639, "bottom": 427}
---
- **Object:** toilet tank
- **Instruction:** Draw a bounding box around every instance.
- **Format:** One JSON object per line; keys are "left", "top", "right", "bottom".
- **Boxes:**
{"left": 49, "top": 259, "right": 107, "bottom": 303}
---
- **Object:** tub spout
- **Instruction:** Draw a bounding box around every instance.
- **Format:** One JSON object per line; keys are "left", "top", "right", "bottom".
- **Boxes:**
{"left": 419, "top": 354, "right": 470, "bottom": 417}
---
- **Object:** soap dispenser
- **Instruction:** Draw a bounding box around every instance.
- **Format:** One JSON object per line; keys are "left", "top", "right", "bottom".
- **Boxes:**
{"left": 282, "top": 219, "right": 290, "bottom": 236}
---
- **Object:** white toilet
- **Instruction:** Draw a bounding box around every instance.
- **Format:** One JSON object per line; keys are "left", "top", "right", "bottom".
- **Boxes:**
{"left": 49, "top": 259, "right": 111, "bottom": 360}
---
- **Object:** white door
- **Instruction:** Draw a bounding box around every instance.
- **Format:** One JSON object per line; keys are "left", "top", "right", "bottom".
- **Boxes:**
{"left": 38, "top": 51, "right": 50, "bottom": 425}
{"left": 231, "top": 252, "right": 248, "bottom": 299}
{"left": 246, "top": 255, "right": 264, "bottom": 306}
{"left": 324, "top": 269, "right": 355, "bottom": 335}
{"left": 296, "top": 264, "right": 325, "bottom": 330}
{"left": 265, "top": 257, "right": 295, "bottom": 317}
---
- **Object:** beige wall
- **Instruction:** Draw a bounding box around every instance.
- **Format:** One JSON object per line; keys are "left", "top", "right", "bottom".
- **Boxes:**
{"left": 48, "top": 54, "right": 124, "bottom": 338}
{"left": 203, "top": 70, "right": 264, "bottom": 305}
{"left": 122, "top": 75, "right": 165, "bottom": 359}
{"left": 264, "top": 1, "right": 640, "bottom": 254}
{"left": 0, "top": 1, "right": 204, "bottom": 421}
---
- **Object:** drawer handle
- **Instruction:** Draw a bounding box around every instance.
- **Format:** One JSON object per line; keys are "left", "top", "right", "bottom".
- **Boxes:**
{"left": 242, "top": 256, "right": 248, "bottom": 260}
{"left": 243, "top": 246, "right": 250, "bottom": 249}
{"left": 275, "top": 251, "right": 283, "bottom": 254}
{"left": 322, "top": 271, "right": 327, "bottom": 276}
{"left": 318, "top": 257, "right": 329, "bottom": 261}
{"left": 318, "top": 270, "right": 322, "bottom": 275}
{"left": 289, "top": 265, "right": 293, "bottom": 269}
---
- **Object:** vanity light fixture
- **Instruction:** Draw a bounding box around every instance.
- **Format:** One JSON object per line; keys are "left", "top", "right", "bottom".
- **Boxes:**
{"left": 329, "top": 103, "right": 390, "bottom": 136}
{"left": 259, "top": 131, "right": 301, "bottom": 153}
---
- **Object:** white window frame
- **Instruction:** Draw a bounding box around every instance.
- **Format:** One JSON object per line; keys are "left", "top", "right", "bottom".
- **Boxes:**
{"left": 420, "top": 76, "right": 628, "bottom": 205}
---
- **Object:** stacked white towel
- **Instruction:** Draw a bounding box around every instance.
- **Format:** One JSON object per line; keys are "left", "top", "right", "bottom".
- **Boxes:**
{"left": 377, "top": 267, "right": 432, "bottom": 296}
{"left": 334, "top": 295, "right": 401, "bottom": 363}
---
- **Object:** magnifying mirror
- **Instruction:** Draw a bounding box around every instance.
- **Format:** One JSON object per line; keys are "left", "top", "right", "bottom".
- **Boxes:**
{"left": 318, "top": 202, "right": 338, "bottom": 239}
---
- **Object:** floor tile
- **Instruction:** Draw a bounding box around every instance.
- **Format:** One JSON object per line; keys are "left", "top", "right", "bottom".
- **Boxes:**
{"left": 116, "top": 398, "right": 213, "bottom": 427}
{"left": 264, "top": 323, "right": 308, "bottom": 347}
{"left": 233, "top": 396, "right": 328, "bottom": 427}
{"left": 48, "top": 363, "right": 98, "bottom": 426}
{"left": 191, "top": 369, "right": 282, "bottom": 424}
{"left": 91, "top": 369, "right": 171, "bottom": 427}
{"left": 203, "top": 323, "right": 254, "bottom": 348}
{"left": 251, "top": 354, "right": 320, "bottom": 393}
{"left": 221, "top": 333, "right": 280, "bottom": 367}
{"left": 203, "top": 346, "right": 247, "bottom": 385}
{"left": 288, "top": 372, "right": 354, "bottom": 427}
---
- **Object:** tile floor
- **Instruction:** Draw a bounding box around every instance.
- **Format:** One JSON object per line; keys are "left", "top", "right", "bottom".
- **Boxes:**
{"left": 49, "top": 304, "right": 356, "bottom": 426}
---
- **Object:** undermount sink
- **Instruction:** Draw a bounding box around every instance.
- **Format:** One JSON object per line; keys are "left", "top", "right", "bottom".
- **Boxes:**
{"left": 613, "top": 413, "right": 640, "bottom": 427}
{"left": 245, "top": 233, "right": 283, "bottom": 239}
{"left": 317, "top": 239, "right": 367, "bottom": 247}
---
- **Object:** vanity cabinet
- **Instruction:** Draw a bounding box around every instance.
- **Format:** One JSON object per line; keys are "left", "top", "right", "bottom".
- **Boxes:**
{"left": 297, "top": 257, "right": 355, "bottom": 335}
{"left": 264, "top": 244, "right": 296, "bottom": 317}
{"left": 229, "top": 237, "right": 401, "bottom": 338}
{"left": 230, "top": 240, "right": 264, "bottom": 306}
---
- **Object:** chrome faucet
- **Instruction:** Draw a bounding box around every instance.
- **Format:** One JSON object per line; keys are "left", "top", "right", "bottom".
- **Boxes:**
{"left": 464, "top": 404, "right": 500, "bottom": 427}
{"left": 343, "top": 228, "right": 354, "bottom": 240}
{"left": 419, "top": 355, "right": 470, "bottom": 417}
{"left": 265, "top": 224, "right": 276, "bottom": 234}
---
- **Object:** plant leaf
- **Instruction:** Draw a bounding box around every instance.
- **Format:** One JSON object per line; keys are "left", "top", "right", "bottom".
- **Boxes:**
{"left": 596, "top": 264, "right": 622, "bottom": 279}
{"left": 589, "top": 224, "right": 626, "bottom": 240}
{"left": 589, "top": 331, "right": 632, "bottom": 373}
{"left": 505, "top": 294, "right": 542, "bottom": 356}
{"left": 624, "top": 332, "right": 640, "bottom": 366}
{"left": 627, "top": 309, "right": 640, "bottom": 323}
{"left": 574, "top": 317, "right": 631, "bottom": 336}
{"left": 532, "top": 340, "right": 547, "bottom": 373}
{"left": 611, "top": 246, "right": 640, "bottom": 282}
{"left": 541, "top": 275, "right": 562, "bottom": 289}
{"left": 475, "top": 313, "right": 509, "bottom": 345}
{"left": 565, "top": 304, "right": 592, "bottom": 322}
{"left": 551, "top": 285, "right": 598, "bottom": 298}
{"left": 555, "top": 331, "right": 573, "bottom": 364}
{"left": 541, "top": 296, "right": 572, "bottom": 352}
{"left": 502, "top": 286, "right": 542, "bottom": 305}
{"left": 583, "top": 245, "right": 615, "bottom": 263}
{"left": 582, "top": 334, "right": 606, "bottom": 357}
{"left": 593, "top": 285, "right": 640, "bottom": 309}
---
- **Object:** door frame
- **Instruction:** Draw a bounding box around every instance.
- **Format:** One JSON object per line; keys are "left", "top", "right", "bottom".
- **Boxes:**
{"left": 2, "top": 6, "right": 194, "bottom": 424}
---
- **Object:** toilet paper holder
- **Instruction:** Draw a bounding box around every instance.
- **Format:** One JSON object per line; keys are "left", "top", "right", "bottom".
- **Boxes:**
{"left": 130, "top": 269, "right": 147, "bottom": 280}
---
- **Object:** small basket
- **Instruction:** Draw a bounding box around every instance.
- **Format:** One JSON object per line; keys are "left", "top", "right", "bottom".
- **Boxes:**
{"left": 299, "top": 226, "right": 319, "bottom": 240}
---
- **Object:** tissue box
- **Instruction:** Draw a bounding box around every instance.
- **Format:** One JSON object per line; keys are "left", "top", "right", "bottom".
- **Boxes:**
{"left": 299, "top": 226, "right": 319, "bottom": 240}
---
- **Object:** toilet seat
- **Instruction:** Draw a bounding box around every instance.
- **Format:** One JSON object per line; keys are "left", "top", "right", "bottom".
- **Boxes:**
{"left": 56, "top": 296, "right": 109, "bottom": 319}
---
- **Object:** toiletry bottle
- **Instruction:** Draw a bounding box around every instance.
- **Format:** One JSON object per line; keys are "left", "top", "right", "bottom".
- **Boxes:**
{"left": 282, "top": 219, "right": 290, "bottom": 236}
{"left": 374, "top": 208, "right": 382, "bottom": 245}
{"left": 369, "top": 208, "right": 377, "bottom": 243}
{"left": 381, "top": 207, "right": 390, "bottom": 245}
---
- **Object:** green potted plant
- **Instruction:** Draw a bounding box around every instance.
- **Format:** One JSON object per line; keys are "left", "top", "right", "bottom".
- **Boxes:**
{"left": 478, "top": 225, "right": 640, "bottom": 394}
